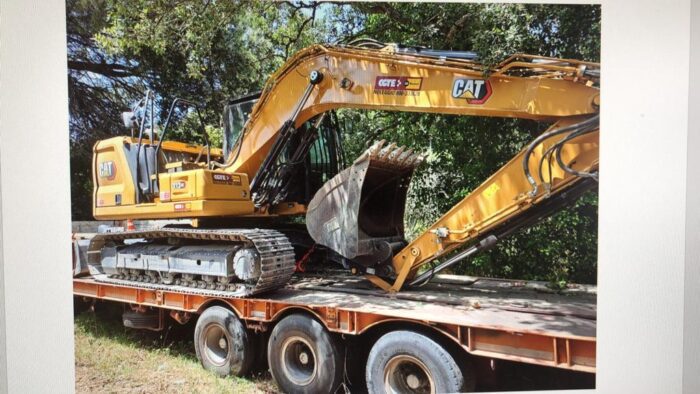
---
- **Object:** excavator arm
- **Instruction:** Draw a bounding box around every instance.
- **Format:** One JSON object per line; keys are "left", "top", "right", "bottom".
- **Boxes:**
{"left": 370, "top": 116, "right": 598, "bottom": 291}
{"left": 219, "top": 44, "right": 599, "bottom": 291}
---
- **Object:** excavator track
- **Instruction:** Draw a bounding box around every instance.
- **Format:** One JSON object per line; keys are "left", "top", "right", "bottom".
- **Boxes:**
{"left": 87, "top": 227, "right": 296, "bottom": 297}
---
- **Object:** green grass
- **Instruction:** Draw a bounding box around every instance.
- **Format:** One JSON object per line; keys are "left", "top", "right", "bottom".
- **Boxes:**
{"left": 74, "top": 311, "right": 276, "bottom": 393}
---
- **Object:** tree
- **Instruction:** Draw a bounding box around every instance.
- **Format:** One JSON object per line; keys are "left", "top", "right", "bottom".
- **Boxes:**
{"left": 67, "top": 0, "right": 145, "bottom": 219}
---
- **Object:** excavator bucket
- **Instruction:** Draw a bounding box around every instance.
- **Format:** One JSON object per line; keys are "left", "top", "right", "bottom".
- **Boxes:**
{"left": 306, "top": 141, "right": 424, "bottom": 265}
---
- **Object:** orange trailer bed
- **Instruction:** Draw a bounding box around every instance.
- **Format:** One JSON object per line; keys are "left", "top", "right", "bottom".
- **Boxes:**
{"left": 73, "top": 273, "right": 596, "bottom": 373}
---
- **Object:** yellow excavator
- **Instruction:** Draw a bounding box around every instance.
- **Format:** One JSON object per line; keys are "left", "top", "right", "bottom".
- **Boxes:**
{"left": 87, "top": 41, "right": 599, "bottom": 296}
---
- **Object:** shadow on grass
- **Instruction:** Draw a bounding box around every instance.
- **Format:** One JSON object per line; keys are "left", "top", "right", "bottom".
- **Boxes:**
{"left": 75, "top": 308, "right": 199, "bottom": 361}
{"left": 74, "top": 303, "right": 274, "bottom": 383}
{"left": 74, "top": 304, "right": 278, "bottom": 393}
{"left": 75, "top": 307, "right": 276, "bottom": 388}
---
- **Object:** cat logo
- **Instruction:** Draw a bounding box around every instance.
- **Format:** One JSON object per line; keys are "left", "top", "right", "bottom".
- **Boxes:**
{"left": 98, "top": 161, "right": 116, "bottom": 180}
{"left": 452, "top": 78, "right": 492, "bottom": 104}
{"left": 172, "top": 180, "right": 187, "bottom": 190}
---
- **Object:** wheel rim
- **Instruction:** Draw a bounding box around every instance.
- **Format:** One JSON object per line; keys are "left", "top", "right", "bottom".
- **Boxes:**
{"left": 280, "top": 336, "right": 317, "bottom": 386}
{"left": 203, "top": 324, "right": 229, "bottom": 366}
{"left": 384, "top": 355, "right": 435, "bottom": 394}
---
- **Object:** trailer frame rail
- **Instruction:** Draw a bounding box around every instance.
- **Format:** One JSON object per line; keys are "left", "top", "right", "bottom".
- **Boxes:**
{"left": 74, "top": 277, "right": 596, "bottom": 373}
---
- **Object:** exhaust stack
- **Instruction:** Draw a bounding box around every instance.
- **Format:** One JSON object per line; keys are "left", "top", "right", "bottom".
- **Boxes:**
{"left": 306, "top": 141, "right": 424, "bottom": 265}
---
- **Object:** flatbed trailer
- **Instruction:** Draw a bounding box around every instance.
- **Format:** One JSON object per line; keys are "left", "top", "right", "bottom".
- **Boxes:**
{"left": 73, "top": 265, "right": 596, "bottom": 392}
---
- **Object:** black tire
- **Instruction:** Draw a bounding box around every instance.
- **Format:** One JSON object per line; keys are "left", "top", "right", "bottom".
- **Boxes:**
{"left": 366, "top": 330, "right": 470, "bottom": 394}
{"left": 268, "top": 314, "right": 343, "bottom": 394}
{"left": 194, "top": 306, "right": 254, "bottom": 377}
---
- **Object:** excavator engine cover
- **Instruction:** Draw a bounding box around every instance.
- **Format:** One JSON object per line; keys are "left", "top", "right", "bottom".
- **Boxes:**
{"left": 306, "top": 141, "right": 424, "bottom": 265}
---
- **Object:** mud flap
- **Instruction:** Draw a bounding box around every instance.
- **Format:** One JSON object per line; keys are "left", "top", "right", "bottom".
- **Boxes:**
{"left": 306, "top": 141, "right": 424, "bottom": 265}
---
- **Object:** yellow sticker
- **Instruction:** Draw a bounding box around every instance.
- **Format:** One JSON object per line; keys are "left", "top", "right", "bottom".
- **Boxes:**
{"left": 405, "top": 78, "right": 423, "bottom": 90}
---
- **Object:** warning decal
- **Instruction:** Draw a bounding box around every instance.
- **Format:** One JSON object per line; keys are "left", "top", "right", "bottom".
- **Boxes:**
{"left": 374, "top": 76, "right": 423, "bottom": 96}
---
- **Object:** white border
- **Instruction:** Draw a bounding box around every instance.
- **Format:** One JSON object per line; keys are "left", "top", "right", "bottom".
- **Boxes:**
{"left": 1, "top": 0, "right": 699, "bottom": 393}
{"left": 0, "top": 0, "right": 75, "bottom": 392}
{"left": 598, "top": 0, "right": 691, "bottom": 392}
{"left": 684, "top": 0, "right": 700, "bottom": 392}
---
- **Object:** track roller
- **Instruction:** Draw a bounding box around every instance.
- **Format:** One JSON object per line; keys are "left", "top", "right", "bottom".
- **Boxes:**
{"left": 268, "top": 314, "right": 344, "bottom": 393}
{"left": 194, "top": 306, "right": 255, "bottom": 377}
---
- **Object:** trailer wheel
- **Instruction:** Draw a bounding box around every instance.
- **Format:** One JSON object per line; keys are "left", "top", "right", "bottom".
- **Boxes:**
{"left": 366, "top": 330, "right": 469, "bottom": 393}
{"left": 268, "top": 314, "right": 343, "bottom": 394}
{"left": 194, "top": 306, "right": 254, "bottom": 377}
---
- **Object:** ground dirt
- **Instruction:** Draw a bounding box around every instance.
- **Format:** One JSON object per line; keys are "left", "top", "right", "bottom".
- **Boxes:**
{"left": 74, "top": 311, "right": 277, "bottom": 394}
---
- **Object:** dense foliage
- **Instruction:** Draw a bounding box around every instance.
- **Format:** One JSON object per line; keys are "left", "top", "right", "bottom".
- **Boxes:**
{"left": 67, "top": 1, "right": 600, "bottom": 284}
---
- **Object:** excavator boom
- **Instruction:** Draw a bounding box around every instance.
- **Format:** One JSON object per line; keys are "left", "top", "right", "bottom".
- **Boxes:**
{"left": 225, "top": 45, "right": 599, "bottom": 182}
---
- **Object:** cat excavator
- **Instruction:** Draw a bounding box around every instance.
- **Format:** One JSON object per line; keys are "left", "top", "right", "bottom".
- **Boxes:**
{"left": 87, "top": 41, "right": 599, "bottom": 296}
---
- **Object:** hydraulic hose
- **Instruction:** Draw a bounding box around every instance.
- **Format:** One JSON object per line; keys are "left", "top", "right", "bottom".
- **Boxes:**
{"left": 409, "top": 235, "right": 498, "bottom": 287}
{"left": 554, "top": 129, "right": 599, "bottom": 180}
{"left": 536, "top": 122, "right": 599, "bottom": 185}
{"left": 522, "top": 115, "right": 599, "bottom": 196}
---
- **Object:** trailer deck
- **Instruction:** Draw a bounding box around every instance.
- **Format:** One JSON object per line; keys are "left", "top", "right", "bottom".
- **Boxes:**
{"left": 73, "top": 273, "right": 596, "bottom": 373}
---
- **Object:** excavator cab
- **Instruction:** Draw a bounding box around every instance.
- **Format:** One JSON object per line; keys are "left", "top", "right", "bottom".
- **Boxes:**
{"left": 226, "top": 99, "right": 349, "bottom": 210}
{"left": 223, "top": 93, "right": 260, "bottom": 160}
{"left": 92, "top": 92, "right": 255, "bottom": 220}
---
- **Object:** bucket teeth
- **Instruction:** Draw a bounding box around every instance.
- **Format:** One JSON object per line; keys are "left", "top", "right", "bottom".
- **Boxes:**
{"left": 366, "top": 141, "right": 425, "bottom": 170}
{"left": 389, "top": 146, "right": 405, "bottom": 160}
{"left": 369, "top": 140, "right": 386, "bottom": 155}
{"left": 378, "top": 143, "right": 398, "bottom": 159}
{"left": 411, "top": 152, "right": 426, "bottom": 166}
{"left": 397, "top": 149, "right": 414, "bottom": 164}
